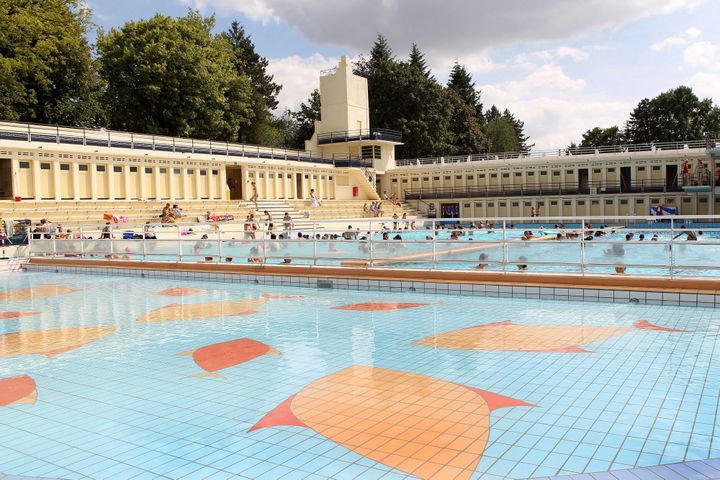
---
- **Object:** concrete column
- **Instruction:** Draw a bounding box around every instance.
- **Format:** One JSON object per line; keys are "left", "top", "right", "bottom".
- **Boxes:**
{"left": 291, "top": 171, "right": 297, "bottom": 199}
{"left": 220, "top": 167, "right": 227, "bottom": 200}
{"left": 90, "top": 164, "right": 98, "bottom": 200}
{"left": 72, "top": 164, "right": 80, "bottom": 200}
{"left": 139, "top": 167, "right": 147, "bottom": 200}
{"left": 241, "top": 168, "right": 249, "bottom": 201}
{"left": 107, "top": 165, "right": 115, "bottom": 200}
{"left": 195, "top": 169, "right": 202, "bottom": 199}
{"left": 169, "top": 168, "right": 176, "bottom": 201}
{"left": 52, "top": 162, "right": 61, "bottom": 200}
{"left": 31, "top": 160, "right": 42, "bottom": 200}
{"left": 123, "top": 165, "right": 131, "bottom": 200}
{"left": 154, "top": 167, "right": 161, "bottom": 199}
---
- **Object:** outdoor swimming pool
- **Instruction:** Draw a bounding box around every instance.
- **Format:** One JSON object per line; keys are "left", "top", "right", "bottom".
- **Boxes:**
{"left": 0, "top": 272, "right": 718, "bottom": 479}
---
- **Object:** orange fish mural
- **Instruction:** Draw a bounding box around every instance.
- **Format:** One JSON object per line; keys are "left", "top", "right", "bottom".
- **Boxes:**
{"left": 0, "top": 285, "right": 79, "bottom": 301}
{"left": 250, "top": 365, "right": 535, "bottom": 480}
{"left": 180, "top": 338, "right": 279, "bottom": 377}
{"left": 0, "top": 311, "right": 38, "bottom": 320}
{"left": 157, "top": 287, "right": 205, "bottom": 296}
{"left": 0, "top": 325, "right": 116, "bottom": 357}
{"left": 334, "top": 302, "right": 430, "bottom": 311}
{"left": 137, "top": 294, "right": 297, "bottom": 323}
{"left": 0, "top": 375, "right": 37, "bottom": 406}
{"left": 415, "top": 320, "right": 687, "bottom": 353}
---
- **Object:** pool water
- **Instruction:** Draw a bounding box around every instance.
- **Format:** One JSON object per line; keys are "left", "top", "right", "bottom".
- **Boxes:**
{"left": 0, "top": 272, "right": 718, "bottom": 479}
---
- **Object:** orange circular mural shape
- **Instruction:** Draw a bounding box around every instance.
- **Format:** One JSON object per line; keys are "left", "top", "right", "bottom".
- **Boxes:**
{"left": 0, "top": 375, "right": 37, "bottom": 406}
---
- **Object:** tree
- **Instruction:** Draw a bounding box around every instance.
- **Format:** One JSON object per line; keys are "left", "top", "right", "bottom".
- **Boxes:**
{"left": 408, "top": 44, "right": 430, "bottom": 78}
{"left": 446, "top": 89, "right": 487, "bottom": 154}
{"left": 0, "top": 0, "right": 103, "bottom": 126}
{"left": 625, "top": 86, "right": 720, "bottom": 143}
{"left": 222, "top": 21, "right": 282, "bottom": 145}
{"left": 97, "top": 11, "right": 253, "bottom": 140}
{"left": 578, "top": 126, "right": 625, "bottom": 148}
{"left": 287, "top": 89, "right": 321, "bottom": 149}
{"left": 447, "top": 63, "right": 482, "bottom": 117}
{"left": 502, "top": 109, "right": 533, "bottom": 153}
{"left": 485, "top": 116, "right": 522, "bottom": 153}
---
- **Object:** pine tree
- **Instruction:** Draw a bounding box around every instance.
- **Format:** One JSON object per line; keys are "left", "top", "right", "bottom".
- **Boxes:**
{"left": 447, "top": 63, "right": 482, "bottom": 117}
{"left": 408, "top": 44, "right": 430, "bottom": 78}
{"left": 222, "top": 21, "right": 282, "bottom": 144}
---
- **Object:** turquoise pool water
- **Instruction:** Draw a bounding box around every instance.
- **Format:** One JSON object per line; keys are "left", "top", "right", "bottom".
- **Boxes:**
{"left": 0, "top": 272, "right": 718, "bottom": 479}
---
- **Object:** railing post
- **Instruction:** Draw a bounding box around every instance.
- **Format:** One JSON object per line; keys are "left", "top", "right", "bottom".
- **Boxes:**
{"left": 79, "top": 227, "right": 84, "bottom": 257}
{"left": 142, "top": 229, "right": 147, "bottom": 261}
{"left": 217, "top": 227, "right": 222, "bottom": 264}
{"left": 431, "top": 219, "right": 436, "bottom": 269}
{"left": 579, "top": 217, "right": 586, "bottom": 275}
{"left": 109, "top": 227, "right": 114, "bottom": 257}
{"left": 368, "top": 220, "right": 374, "bottom": 267}
{"left": 502, "top": 220, "right": 507, "bottom": 273}
{"left": 178, "top": 225, "right": 183, "bottom": 262}
{"left": 669, "top": 217, "right": 675, "bottom": 278}
{"left": 312, "top": 222, "right": 317, "bottom": 266}
{"left": 56, "top": 126, "right": 59, "bottom": 144}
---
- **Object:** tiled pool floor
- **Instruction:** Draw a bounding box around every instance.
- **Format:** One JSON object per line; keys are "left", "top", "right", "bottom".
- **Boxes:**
{"left": 0, "top": 272, "right": 718, "bottom": 479}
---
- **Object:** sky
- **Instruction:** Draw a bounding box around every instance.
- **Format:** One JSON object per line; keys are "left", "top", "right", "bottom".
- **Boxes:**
{"left": 86, "top": 0, "right": 720, "bottom": 150}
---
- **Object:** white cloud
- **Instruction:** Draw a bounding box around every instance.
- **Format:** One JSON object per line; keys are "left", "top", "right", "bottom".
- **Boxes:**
{"left": 481, "top": 66, "right": 630, "bottom": 149}
{"left": 267, "top": 54, "right": 342, "bottom": 111}
{"left": 651, "top": 27, "right": 702, "bottom": 51}
{"left": 184, "top": 0, "right": 705, "bottom": 54}
{"left": 681, "top": 40, "right": 720, "bottom": 100}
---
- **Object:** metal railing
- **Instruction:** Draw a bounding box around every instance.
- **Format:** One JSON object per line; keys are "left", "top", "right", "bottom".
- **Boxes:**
{"left": 395, "top": 138, "right": 717, "bottom": 167}
{"left": 404, "top": 179, "right": 683, "bottom": 200}
{"left": 25, "top": 215, "right": 720, "bottom": 278}
{"left": 0, "top": 121, "right": 363, "bottom": 165}
{"left": 317, "top": 128, "right": 403, "bottom": 144}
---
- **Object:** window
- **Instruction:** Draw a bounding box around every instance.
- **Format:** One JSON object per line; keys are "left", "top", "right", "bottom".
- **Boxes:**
{"left": 620, "top": 199, "right": 628, "bottom": 205}
{"left": 490, "top": 173, "right": 497, "bottom": 178}
{"left": 212, "top": 170, "right": 218, "bottom": 175}
{"left": 553, "top": 171, "right": 560, "bottom": 176}
{"left": 515, "top": 172, "right": 522, "bottom": 176}
{"left": 540, "top": 171, "right": 547, "bottom": 176}
{"left": 391, "top": 179, "right": 398, "bottom": 183}
{"left": 637, "top": 166, "right": 646, "bottom": 171}
{"left": 563, "top": 201, "right": 572, "bottom": 206}
{"left": 60, "top": 164, "right": 70, "bottom": 171}
{"left": 257, "top": 172, "right": 263, "bottom": 178}
{"left": 605, "top": 199, "right": 614, "bottom": 205}
{"left": 455, "top": 175, "right": 462, "bottom": 180}
{"left": 512, "top": 202, "right": 519, "bottom": 207}
{"left": 159, "top": 168, "right": 167, "bottom": 174}
{"left": 173, "top": 168, "right": 181, "bottom": 174}
{"left": 79, "top": 164, "right": 88, "bottom": 171}
{"left": 699, "top": 197, "right": 708, "bottom": 203}
{"left": 464, "top": 203, "right": 470, "bottom": 208}
{"left": 499, "top": 202, "right": 506, "bottom": 207}
{"left": 423, "top": 177, "right": 430, "bottom": 181}
{"left": 401, "top": 179, "right": 408, "bottom": 183}
{"left": 527, "top": 171, "right": 535, "bottom": 176}
{"left": 145, "top": 167, "right": 152, "bottom": 174}
{"left": 96, "top": 165, "right": 106, "bottom": 172}
{"left": 502, "top": 173, "right": 509, "bottom": 178}
{"left": 466, "top": 175, "right": 473, "bottom": 180}
{"left": 650, "top": 198, "right": 659, "bottom": 203}
{"left": 593, "top": 169, "right": 601, "bottom": 173}
{"left": 666, "top": 198, "right": 674, "bottom": 204}
{"left": 113, "top": 166, "right": 122, "bottom": 173}
{"left": 304, "top": 174, "right": 309, "bottom": 179}
{"left": 487, "top": 202, "right": 495, "bottom": 207}
{"left": 444, "top": 176, "right": 451, "bottom": 180}
{"left": 186, "top": 169, "right": 193, "bottom": 174}
{"left": 269, "top": 174, "right": 274, "bottom": 179}
{"left": 524, "top": 202, "right": 531, "bottom": 206}
{"left": 550, "top": 201, "right": 558, "bottom": 206}
{"left": 607, "top": 168, "right": 615, "bottom": 173}
{"left": 578, "top": 200, "right": 585, "bottom": 206}
{"left": 200, "top": 170, "right": 207, "bottom": 176}
{"left": 433, "top": 176, "right": 440, "bottom": 181}
{"left": 361, "top": 145, "right": 382, "bottom": 159}
{"left": 635, "top": 199, "right": 645, "bottom": 204}
{"left": 40, "top": 163, "right": 51, "bottom": 170}
{"left": 19, "top": 161, "right": 30, "bottom": 168}
{"left": 566, "top": 170, "right": 574, "bottom": 174}
{"left": 328, "top": 176, "right": 333, "bottom": 181}
{"left": 538, "top": 202, "right": 545, "bottom": 206}
{"left": 592, "top": 200, "right": 599, "bottom": 205}
{"left": 479, "top": 174, "right": 486, "bottom": 179}
{"left": 652, "top": 166, "right": 661, "bottom": 171}
{"left": 683, "top": 198, "right": 691, "bottom": 203}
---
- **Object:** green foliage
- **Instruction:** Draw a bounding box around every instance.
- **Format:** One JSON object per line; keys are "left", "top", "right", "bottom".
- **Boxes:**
{"left": 446, "top": 89, "right": 487, "bottom": 155}
{"left": 485, "top": 116, "right": 522, "bottom": 153}
{"left": 578, "top": 126, "right": 625, "bottom": 148}
{"left": 222, "top": 21, "right": 282, "bottom": 145}
{"left": 286, "top": 89, "right": 321, "bottom": 149}
{"left": 447, "top": 63, "right": 482, "bottom": 117}
{"left": 625, "top": 86, "right": 720, "bottom": 143}
{"left": 0, "top": 0, "right": 103, "bottom": 126}
{"left": 97, "top": 11, "right": 253, "bottom": 140}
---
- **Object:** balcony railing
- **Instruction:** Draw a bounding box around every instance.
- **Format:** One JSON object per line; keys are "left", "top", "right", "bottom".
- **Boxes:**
{"left": 317, "top": 128, "right": 403, "bottom": 145}
{"left": 403, "top": 179, "right": 683, "bottom": 200}
{"left": 396, "top": 138, "right": 717, "bottom": 167}
{"left": 0, "top": 121, "right": 364, "bottom": 166}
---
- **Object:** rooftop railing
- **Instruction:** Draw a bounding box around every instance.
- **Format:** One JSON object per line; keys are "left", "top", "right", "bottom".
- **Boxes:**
{"left": 23, "top": 214, "right": 720, "bottom": 279}
{"left": 396, "top": 138, "right": 717, "bottom": 167}
{"left": 404, "top": 179, "right": 683, "bottom": 200}
{"left": 317, "top": 128, "right": 403, "bottom": 145}
{"left": 0, "top": 121, "right": 368, "bottom": 166}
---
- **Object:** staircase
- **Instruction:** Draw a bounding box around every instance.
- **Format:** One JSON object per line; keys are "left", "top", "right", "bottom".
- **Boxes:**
{"left": 238, "top": 200, "right": 317, "bottom": 232}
